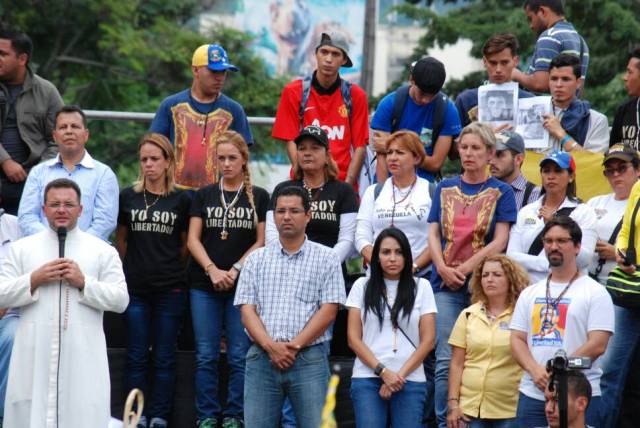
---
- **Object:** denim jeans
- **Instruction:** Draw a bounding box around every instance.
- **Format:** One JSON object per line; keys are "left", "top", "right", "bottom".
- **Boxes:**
{"left": 350, "top": 377, "right": 427, "bottom": 427}
{"left": 281, "top": 335, "right": 333, "bottom": 427}
{"left": 0, "top": 313, "right": 18, "bottom": 420}
{"left": 466, "top": 417, "right": 518, "bottom": 428}
{"left": 434, "top": 289, "right": 470, "bottom": 428}
{"left": 516, "top": 392, "right": 601, "bottom": 427}
{"left": 125, "top": 290, "right": 186, "bottom": 420}
{"left": 244, "top": 343, "right": 329, "bottom": 428}
{"left": 191, "top": 289, "right": 251, "bottom": 420}
{"left": 599, "top": 305, "right": 640, "bottom": 428}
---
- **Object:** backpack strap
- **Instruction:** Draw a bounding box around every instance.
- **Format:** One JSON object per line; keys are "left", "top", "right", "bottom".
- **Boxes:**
{"left": 298, "top": 75, "right": 313, "bottom": 130}
{"left": 522, "top": 181, "right": 536, "bottom": 206}
{"left": 340, "top": 78, "right": 353, "bottom": 121}
{"left": 527, "top": 207, "right": 577, "bottom": 255}
{"left": 373, "top": 182, "right": 383, "bottom": 201}
{"left": 431, "top": 91, "right": 448, "bottom": 146}
{"left": 625, "top": 198, "right": 640, "bottom": 264}
{"left": 391, "top": 85, "right": 410, "bottom": 133}
{"left": 593, "top": 218, "right": 624, "bottom": 279}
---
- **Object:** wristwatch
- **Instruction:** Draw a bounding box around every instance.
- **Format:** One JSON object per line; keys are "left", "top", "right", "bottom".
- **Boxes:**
{"left": 374, "top": 363, "right": 386, "bottom": 376}
{"left": 232, "top": 262, "right": 243, "bottom": 272}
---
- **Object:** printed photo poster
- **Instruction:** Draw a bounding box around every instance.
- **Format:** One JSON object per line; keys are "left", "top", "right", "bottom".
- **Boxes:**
{"left": 531, "top": 297, "right": 570, "bottom": 347}
{"left": 478, "top": 82, "right": 518, "bottom": 128}
{"left": 232, "top": 0, "right": 366, "bottom": 83}
{"left": 516, "top": 96, "right": 552, "bottom": 149}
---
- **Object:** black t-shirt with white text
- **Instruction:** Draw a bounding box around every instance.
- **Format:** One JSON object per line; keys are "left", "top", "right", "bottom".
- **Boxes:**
{"left": 188, "top": 183, "right": 269, "bottom": 292}
{"left": 610, "top": 96, "right": 640, "bottom": 149}
{"left": 269, "top": 179, "right": 358, "bottom": 248}
{"left": 118, "top": 187, "right": 191, "bottom": 295}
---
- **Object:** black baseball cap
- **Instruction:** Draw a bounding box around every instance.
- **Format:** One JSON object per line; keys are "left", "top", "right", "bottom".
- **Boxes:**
{"left": 411, "top": 57, "right": 446, "bottom": 95}
{"left": 294, "top": 125, "right": 329, "bottom": 148}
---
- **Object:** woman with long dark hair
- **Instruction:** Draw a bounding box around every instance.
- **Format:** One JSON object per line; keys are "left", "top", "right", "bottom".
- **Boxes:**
{"left": 507, "top": 150, "right": 597, "bottom": 284}
{"left": 187, "top": 130, "right": 269, "bottom": 428}
{"left": 347, "top": 227, "right": 437, "bottom": 427}
{"left": 116, "top": 133, "right": 192, "bottom": 428}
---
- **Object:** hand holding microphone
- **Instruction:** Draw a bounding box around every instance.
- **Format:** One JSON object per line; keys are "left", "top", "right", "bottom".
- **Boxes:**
{"left": 29, "top": 227, "right": 85, "bottom": 293}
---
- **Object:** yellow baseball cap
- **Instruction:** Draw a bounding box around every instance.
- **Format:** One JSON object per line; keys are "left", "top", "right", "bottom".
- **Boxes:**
{"left": 192, "top": 44, "right": 238, "bottom": 72}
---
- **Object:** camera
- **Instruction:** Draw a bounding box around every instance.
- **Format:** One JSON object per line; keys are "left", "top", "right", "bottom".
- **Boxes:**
{"left": 546, "top": 350, "right": 591, "bottom": 428}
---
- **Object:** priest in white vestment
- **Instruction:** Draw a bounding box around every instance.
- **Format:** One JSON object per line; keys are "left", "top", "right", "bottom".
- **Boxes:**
{"left": 0, "top": 178, "right": 129, "bottom": 428}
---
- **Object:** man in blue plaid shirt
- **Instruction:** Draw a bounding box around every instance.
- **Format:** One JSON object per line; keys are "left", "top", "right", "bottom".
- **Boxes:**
{"left": 235, "top": 185, "right": 346, "bottom": 428}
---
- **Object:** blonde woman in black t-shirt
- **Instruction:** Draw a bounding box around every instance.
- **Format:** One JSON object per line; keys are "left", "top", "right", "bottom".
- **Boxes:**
{"left": 115, "top": 133, "right": 191, "bottom": 428}
{"left": 187, "top": 130, "right": 269, "bottom": 428}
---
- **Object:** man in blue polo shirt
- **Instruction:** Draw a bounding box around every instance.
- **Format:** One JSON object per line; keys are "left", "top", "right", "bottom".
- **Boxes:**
{"left": 150, "top": 44, "right": 252, "bottom": 190}
{"left": 512, "top": 0, "right": 589, "bottom": 94}
{"left": 370, "top": 57, "right": 461, "bottom": 182}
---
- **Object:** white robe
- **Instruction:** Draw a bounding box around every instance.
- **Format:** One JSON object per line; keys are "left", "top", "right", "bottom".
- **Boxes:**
{"left": 0, "top": 227, "right": 129, "bottom": 428}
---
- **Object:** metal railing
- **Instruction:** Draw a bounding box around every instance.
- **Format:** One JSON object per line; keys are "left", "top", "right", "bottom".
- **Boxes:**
{"left": 84, "top": 110, "right": 275, "bottom": 126}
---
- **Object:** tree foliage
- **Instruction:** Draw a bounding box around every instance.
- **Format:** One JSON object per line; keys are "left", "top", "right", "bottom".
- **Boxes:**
{"left": 396, "top": 0, "right": 640, "bottom": 120}
{"left": 1, "top": 0, "right": 286, "bottom": 186}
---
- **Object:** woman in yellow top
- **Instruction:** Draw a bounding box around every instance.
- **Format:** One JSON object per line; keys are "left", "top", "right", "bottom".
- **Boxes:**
{"left": 446, "top": 255, "right": 528, "bottom": 428}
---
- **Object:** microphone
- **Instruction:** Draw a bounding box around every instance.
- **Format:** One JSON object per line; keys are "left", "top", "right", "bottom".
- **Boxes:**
{"left": 57, "top": 226, "right": 67, "bottom": 258}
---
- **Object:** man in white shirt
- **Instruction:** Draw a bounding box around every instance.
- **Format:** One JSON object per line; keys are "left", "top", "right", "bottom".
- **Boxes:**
{"left": 542, "top": 54, "right": 609, "bottom": 153}
{"left": 510, "top": 215, "right": 614, "bottom": 428}
{"left": 0, "top": 178, "right": 128, "bottom": 427}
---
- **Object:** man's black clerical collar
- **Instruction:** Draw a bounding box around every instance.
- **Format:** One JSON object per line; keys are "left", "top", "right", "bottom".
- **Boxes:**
{"left": 311, "top": 71, "right": 341, "bottom": 95}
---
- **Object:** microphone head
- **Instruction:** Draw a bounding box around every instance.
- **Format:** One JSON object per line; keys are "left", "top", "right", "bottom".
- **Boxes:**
{"left": 57, "top": 226, "right": 68, "bottom": 239}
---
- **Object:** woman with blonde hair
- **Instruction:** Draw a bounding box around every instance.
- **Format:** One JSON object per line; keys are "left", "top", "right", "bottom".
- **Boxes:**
{"left": 356, "top": 130, "right": 432, "bottom": 275}
{"left": 427, "top": 122, "right": 517, "bottom": 426}
{"left": 447, "top": 255, "right": 528, "bottom": 428}
{"left": 187, "top": 130, "right": 269, "bottom": 428}
{"left": 116, "top": 132, "right": 192, "bottom": 428}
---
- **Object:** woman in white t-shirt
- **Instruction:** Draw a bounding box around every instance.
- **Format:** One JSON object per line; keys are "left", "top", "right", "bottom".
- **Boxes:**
{"left": 356, "top": 130, "right": 432, "bottom": 276}
{"left": 507, "top": 151, "right": 597, "bottom": 284}
{"left": 347, "top": 227, "right": 437, "bottom": 427}
{"left": 587, "top": 144, "right": 640, "bottom": 284}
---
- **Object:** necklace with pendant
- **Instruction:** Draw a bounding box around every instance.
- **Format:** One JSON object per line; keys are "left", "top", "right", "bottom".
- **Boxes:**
{"left": 219, "top": 177, "right": 244, "bottom": 240}
{"left": 143, "top": 189, "right": 161, "bottom": 212}
{"left": 302, "top": 178, "right": 324, "bottom": 201}
{"left": 462, "top": 178, "right": 488, "bottom": 214}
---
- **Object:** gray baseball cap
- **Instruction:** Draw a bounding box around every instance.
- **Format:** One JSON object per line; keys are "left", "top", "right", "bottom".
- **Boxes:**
{"left": 316, "top": 32, "right": 353, "bottom": 68}
{"left": 495, "top": 130, "right": 525, "bottom": 154}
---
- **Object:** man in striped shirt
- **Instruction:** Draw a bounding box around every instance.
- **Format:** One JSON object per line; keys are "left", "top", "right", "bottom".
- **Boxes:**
{"left": 512, "top": 0, "right": 589, "bottom": 94}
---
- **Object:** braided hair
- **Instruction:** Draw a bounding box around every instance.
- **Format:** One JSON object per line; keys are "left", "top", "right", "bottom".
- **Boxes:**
{"left": 216, "top": 131, "right": 258, "bottom": 226}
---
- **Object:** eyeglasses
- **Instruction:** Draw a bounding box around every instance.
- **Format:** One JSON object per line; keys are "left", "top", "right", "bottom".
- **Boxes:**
{"left": 46, "top": 202, "right": 79, "bottom": 211}
{"left": 275, "top": 208, "right": 306, "bottom": 215}
{"left": 603, "top": 163, "right": 632, "bottom": 177}
{"left": 542, "top": 237, "right": 573, "bottom": 246}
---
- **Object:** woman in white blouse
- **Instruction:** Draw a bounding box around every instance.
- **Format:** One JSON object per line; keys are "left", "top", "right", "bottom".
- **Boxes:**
{"left": 347, "top": 227, "right": 437, "bottom": 427}
{"left": 356, "top": 130, "right": 432, "bottom": 275}
{"left": 507, "top": 150, "right": 597, "bottom": 284}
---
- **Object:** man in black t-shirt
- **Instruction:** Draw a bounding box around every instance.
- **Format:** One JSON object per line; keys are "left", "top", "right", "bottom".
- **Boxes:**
{"left": 610, "top": 47, "right": 640, "bottom": 150}
{"left": 0, "top": 26, "right": 63, "bottom": 214}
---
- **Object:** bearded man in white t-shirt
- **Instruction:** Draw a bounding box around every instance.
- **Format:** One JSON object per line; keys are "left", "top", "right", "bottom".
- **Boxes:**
{"left": 510, "top": 215, "right": 614, "bottom": 428}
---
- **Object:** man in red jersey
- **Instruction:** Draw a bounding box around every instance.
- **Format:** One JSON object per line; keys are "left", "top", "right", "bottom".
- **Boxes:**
{"left": 272, "top": 32, "right": 369, "bottom": 188}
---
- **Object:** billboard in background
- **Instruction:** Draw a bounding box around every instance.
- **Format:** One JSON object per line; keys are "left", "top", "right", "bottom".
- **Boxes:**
{"left": 216, "top": 0, "right": 366, "bottom": 83}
